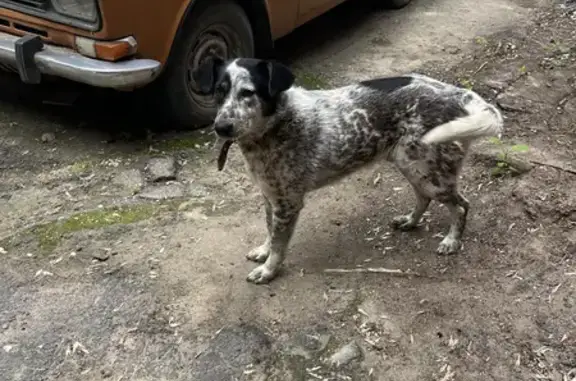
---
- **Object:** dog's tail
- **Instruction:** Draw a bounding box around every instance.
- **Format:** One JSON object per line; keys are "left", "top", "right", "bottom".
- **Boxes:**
{"left": 421, "top": 98, "right": 503, "bottom": 145}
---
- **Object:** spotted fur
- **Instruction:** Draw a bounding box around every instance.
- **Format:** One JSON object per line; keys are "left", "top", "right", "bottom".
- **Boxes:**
{"left": 194, "top": 57, "right": 504, "bottom": 284}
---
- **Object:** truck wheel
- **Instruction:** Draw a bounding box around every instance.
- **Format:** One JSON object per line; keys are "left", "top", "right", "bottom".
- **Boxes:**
{"left": 385, "top": 0, "right": 412, "bottom": 9}
{"left": 386, "top": 0, "right": 412, "bottom": 8}
{"left": 159, "top": 0, "right": 255, "bottom": 127}
{"left": 370, "top": 0, "right": 412, "bottom": 9}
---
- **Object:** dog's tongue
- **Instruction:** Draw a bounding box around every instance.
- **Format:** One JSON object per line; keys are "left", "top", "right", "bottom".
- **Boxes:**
{"left": 217, "top": 140, "right": 233, "bottom": 171}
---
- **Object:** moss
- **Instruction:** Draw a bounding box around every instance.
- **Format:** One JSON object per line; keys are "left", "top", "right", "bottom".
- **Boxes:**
{"left": 35, "top": 203, "right": 163, "bottom": 251}
{"left": 31, "top": 198, "right": 242, "bottom": 252}
{"left": 474, "top": 36, "right": 488, "bottom": 46}
{"left": 294, "top": 71, "right": 330, "bottom": 90}
{"left": 458, "top": 77, "right": 475, "bottom": 90}
{"left": 154, "top": 132, "right": 213, "bottom": 152}
{"left": 69, "top": 160, "right": 94, "bottom": 174}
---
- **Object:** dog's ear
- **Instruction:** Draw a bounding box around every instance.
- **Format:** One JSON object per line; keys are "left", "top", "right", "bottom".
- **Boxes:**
{"left": 256, "top": 60, "right": 295, "bottom": 98}
{"left": 193, "top": 56, "right": 225, "bottom": 95}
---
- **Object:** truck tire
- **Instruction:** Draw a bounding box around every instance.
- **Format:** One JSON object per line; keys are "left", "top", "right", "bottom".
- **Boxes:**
{"left": 370, "top": 0, "right": 412, "bottom": 9}
{"left": 159, "top": 0, "right": 255, "bottom": 128}
{"left": 386, "top": 0, "right": 412, "bottom": 8}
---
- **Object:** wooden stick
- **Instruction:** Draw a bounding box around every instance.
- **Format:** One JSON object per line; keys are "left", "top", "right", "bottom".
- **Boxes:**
{"left": 324, "top": 267, "right": 419, "bottom": 276}
{"left": 529, "top": 160, "right": 576, "bottom": 176}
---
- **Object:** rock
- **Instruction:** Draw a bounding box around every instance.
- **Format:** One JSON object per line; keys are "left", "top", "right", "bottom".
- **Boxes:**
{"left": 146, "top": 157, "right": 177, "bottom": 182}
{"left": 92, "top": 250, "right": 111, "bottom": 262}
{"left": 113, "top": 169, "right": 144, "bottom": 193}
{"left": 138, "top": 183, "right": 185, "bottom": 200}
{"left": 496, "top": 90, "right": 526, "bottom": 112}
{"left": 41, "top": 132, "right": 56, "bottom": 143}
{"left": 472, "top": 150, "right": 533, "bottom": 175}
{"left": 100, "top": 367, "right": 113, "bottom": 378}
{"left": 563, "top": 97, "right": 576, "bottom": 116}
{"left": 444, "top": 45, "right": 461, "bottom": 54}
{"left": 328, "top": 341, "right": 362, "bottom": 367}
{"left": 284, "top": 327, "right": 332, "bottom": 360}
{"left": 483, "top": 79, "right": 508, "bottom": 91}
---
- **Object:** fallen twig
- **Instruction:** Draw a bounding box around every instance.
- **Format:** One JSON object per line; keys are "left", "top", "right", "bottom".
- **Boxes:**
{"left": 324, "top": 267, "right": 419, "bottom": 276}
{"left": 529, "top": 160, "right": 576, "bottom": 175}
{"left": 473, "top": 61, "right": 489, "bottom": 76}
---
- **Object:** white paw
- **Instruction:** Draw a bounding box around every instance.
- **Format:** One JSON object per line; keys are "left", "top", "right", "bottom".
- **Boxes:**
{"left": 436, "top": 236, "right": 461, "bottom": 255}
{"left": 246, "top": 244, "right": 269, "bottom": 263}
{"left": 391, "top": 215, "right": 417, "bottom": 231}
{"left": 246, "top": 264, "right": 277, "bottom": 284}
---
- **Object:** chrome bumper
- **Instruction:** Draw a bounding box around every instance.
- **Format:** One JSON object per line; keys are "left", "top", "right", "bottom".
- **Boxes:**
{"left": 0, "top": 32, "right": 161, "bottom": 89}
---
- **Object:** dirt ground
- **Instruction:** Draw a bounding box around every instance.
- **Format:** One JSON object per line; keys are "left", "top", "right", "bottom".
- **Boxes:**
{"left": 1, "top": 0, "right": 575, "bottom": 380}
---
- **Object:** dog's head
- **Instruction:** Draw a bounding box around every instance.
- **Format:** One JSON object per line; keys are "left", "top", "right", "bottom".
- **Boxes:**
{"left": 193, "top": 57, "right": 295, "bottom": 140}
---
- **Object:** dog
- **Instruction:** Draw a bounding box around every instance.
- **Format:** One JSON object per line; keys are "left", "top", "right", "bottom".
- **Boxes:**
{"left": 193, "top": 57, "right": 503, "bottom": 284}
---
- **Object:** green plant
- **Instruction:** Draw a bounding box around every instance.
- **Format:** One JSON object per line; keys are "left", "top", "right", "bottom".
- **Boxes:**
{"left": 489, "top": 137, "right": 529, "bottom": 176}
{"left": 458, "top": 78, "right": 475, "bottom": 90}
{"left": 518, "top": 65, "right": 528, "bottom": 75}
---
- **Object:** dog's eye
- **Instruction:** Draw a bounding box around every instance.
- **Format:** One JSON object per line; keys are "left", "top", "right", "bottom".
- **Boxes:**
{"left": 239, "top": 89, "right": 255, "bottom": 98}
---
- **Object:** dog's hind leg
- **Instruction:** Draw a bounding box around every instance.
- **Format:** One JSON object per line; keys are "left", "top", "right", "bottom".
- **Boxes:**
{"left": 394, "top": 139, "right": 469, "bottom": 254}
{"left": 435, "top": 191, "right": 469, "bottom": 255}
{"left": 246, "top": 196, "right": 303, "bottom": 284}
{"left": 391, "top": 185, "right": 431, "bottom": 230}
{"left": 246, "top": 196, "right": 272, "bottom": 263}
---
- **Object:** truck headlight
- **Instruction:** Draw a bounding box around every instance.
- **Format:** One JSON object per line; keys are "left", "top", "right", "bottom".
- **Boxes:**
{"left": 51, "top": 0, "right": 98, "bottom": 22}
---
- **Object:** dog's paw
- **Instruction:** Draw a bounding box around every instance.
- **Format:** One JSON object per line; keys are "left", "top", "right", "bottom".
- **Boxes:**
{"left": 246, "top": 264, "right": 277, "bottom": 284}
{"left": 246, "top": 245, "right": 269, "bottom": 263}
{"left": 390, "top": 215, "right": 418, "bottom": 231}
{"left": 436, "top": 236, "right": 461, "bottom": 255}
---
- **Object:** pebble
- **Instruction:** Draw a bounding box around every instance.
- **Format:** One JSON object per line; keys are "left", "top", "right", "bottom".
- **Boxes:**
{"left": 41, "top": 132, "right": 56, "bottom": 143}
{"left": 328, "top": 341, "right": 361, "bottom": 367}
{"left": 146, "top": 156, "right": 177, "bottom": 182}
{"left": 496, "top": 91, "right": 526, "bottom": 112}
{"left": 92, "top": 250, "right": 111, "bottom": 262}
{"left": 113, "top": 169, "right": 144, "bottom": 192}
{"left": 100, "top": 367, "right": 113, "bottom": 378}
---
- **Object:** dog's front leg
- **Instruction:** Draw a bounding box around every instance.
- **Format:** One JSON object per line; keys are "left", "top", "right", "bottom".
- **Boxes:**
{"left": 246, "top": 197, "right": 272, "bottom": 263}
{"left": 246, "top": 198, "right": 302, "bottom": 284}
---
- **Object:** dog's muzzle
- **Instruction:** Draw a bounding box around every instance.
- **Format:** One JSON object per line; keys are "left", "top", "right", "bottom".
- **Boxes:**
{"left": 214, "top": 122, "right": 234, "bottom": 138}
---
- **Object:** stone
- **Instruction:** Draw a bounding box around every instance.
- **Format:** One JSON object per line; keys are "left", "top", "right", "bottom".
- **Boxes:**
{"left": 146, "top": 157, "right": 177, "bottom": 182}
{"left": 41, "top": 132, "right": 56, "bottom": 143}
{"left": 328, "top": 341, "right": 362, "bottom": 367}
{"left": 283, "top": 326, "right": 332, "bottom": 360}
{"left": 138, "top": 183, "right": 185, "bottom": 200}
{"left": 113, "top": 169, "right": 144, "bottom": 192}
{"left": 91, "top": 250, "right": 111, "bottom": 262}
{"left": 100, "top": 366, "right": 113, "bottom": 378}
{"left": 444, "top": 45, "right": 461, "bottom": 55}
{"left": 496, "top": 90, "right": 526, "bottom": 112}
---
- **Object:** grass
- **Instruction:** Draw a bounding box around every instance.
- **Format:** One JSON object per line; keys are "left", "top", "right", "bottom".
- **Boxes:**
{"left": 34, "top": 203, "right": 165, "bottom": 251}
{"left": 153, "top": 132, "right": 213, "bottom": 152}
{"left": 294, "top": 71, "right": 330, "bottom": 90}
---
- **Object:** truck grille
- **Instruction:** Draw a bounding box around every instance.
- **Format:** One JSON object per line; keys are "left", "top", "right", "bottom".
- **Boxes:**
{"left": 4, "top": 0, "right": 48, "bottom": 10}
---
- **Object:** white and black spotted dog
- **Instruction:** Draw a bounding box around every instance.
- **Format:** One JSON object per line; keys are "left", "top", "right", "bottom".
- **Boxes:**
{"left": 194, "top": 57, "right": 503, "bottom": 284}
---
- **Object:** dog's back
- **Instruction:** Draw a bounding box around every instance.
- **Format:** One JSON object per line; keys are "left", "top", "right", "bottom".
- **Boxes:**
{"left": 277, "top": 74, "right": 502, "bottom": 190}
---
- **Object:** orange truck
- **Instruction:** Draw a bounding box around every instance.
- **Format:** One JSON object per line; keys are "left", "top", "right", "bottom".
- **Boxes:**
{"left": 0, "top": 0, "right": 411, "bottom": 126}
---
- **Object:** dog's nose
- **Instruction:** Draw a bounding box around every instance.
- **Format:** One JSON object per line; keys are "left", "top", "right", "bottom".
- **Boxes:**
{"left": 214, "top": 122, "right": 234, "bottom": 138}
